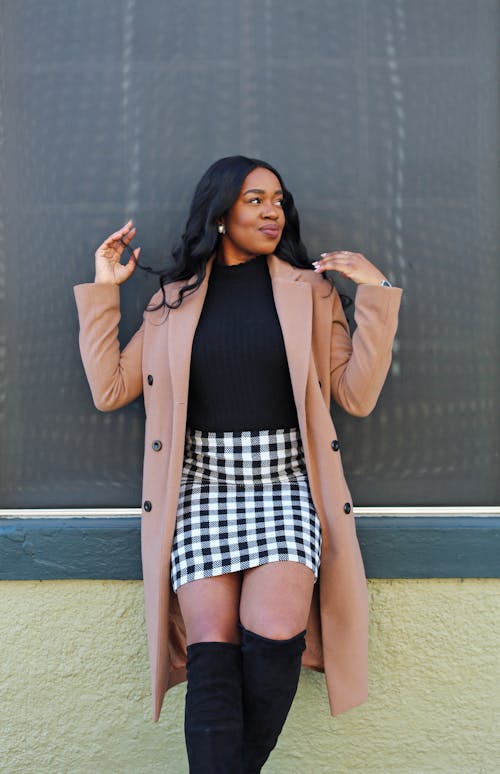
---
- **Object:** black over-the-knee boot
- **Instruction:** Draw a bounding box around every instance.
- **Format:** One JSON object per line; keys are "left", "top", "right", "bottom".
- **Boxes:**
{"left": 240, "top": 626, "right": 306, "bottom": 774}
{"left": 184, "top": 641, "right": 243, "bottom": 774}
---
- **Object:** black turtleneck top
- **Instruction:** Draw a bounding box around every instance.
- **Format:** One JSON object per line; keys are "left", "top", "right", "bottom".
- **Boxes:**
{"left": 186, "top": 254, "right": 299, "bottom": 431}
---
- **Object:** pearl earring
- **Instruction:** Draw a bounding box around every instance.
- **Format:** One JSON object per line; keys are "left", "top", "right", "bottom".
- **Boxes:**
{"left": 217, "top": 224, "right": 226, "bottom": 235}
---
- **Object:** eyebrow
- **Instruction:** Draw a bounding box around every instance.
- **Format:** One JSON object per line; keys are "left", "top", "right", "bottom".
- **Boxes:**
{"left": 243, "top": 188, "right": 284, "bottom": 195}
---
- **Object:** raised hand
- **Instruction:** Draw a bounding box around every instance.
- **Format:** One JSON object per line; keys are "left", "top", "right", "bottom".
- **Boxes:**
{"left": 312, "top": 251, "right": 388, "bottom": 286}
{"left": 94, "top": 220, "right": 141, "bottom": 285}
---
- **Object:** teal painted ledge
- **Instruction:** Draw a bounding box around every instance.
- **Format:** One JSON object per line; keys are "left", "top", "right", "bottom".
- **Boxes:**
{"left": 0, "top": 517, "right": 499, "bottom": 581}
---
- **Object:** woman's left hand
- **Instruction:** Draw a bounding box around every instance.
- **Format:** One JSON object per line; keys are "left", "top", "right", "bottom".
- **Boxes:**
{"left": 312, "top": 251, "right": 388, "bottom": 286}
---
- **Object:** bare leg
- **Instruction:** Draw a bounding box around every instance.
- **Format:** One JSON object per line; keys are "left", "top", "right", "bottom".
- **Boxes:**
{"left": 240, "top": 561, "right": 314, "bottom": 638}
{"left": 176, "top": 560, "right": 314, "bottom": 643}
{"left": 177, "top": 571, "right": 242, "bottom": 644}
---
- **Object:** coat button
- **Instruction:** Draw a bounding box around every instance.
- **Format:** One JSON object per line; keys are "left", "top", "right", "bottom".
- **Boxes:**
{"left": 331, "top": 439, "right": 340, "bottom": 451}
{"left": 152, "top": 440, "right": 162, "bottom": 452}
{"left": 343, "top": 502, "right": 352, "bottom": 515}
{"left": 143, "top": 500, "right": 152, "bottom": 512}
{"left": 147, "top": 374, "right": 153, "bottom": 386}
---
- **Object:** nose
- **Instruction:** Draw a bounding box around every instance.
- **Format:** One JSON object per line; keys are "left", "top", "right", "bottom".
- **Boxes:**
{"left": 262, "top": 202, "right": 280, "bottom": 219}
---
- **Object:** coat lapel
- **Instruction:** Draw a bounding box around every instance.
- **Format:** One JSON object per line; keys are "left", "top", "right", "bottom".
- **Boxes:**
{"left": 167, "top": 253, "right": 312, "bottom": 412}
{"left": 267, "top": 254, "right": 312, "bottom": 415}
{"left": 167, "top": 270, "right": 210, "bottom": 405}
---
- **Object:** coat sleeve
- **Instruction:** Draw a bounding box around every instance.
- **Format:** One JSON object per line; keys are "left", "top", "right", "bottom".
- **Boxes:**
{"left": 330, "top": 284, "right": 403, "bottom": 417}
{"left": 73, "top": 282, "right": 144, "bottom": 411}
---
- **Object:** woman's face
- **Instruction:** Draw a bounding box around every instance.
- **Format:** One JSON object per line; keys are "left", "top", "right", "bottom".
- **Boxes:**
{"left": 218, "top": 167, "right": 286, "bottom": 265}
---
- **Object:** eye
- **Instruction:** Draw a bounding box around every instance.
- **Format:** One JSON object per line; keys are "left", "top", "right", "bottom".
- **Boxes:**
{"left": 247, "top": 197, "right": 284, "bottom": 206}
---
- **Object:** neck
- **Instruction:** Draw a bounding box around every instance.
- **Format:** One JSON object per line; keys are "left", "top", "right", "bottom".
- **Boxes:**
{"left": 216, "top": 243, "right": 258, "bottom": 267}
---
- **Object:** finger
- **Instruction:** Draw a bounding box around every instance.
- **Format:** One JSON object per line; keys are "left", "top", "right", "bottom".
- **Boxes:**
{"left": 102, "top": 231, "right": 136, "bottom": 257}
{"left": 105, "top": 221, "right": 135, "bottom": 243}
{"left": 108, "top": 226, "right": 136, "bottom": 242}
{"left": 321, "top": 251, "right": 355, "bottom": 262}
{"left": 313, "top": 251, "right": 349, "bottom": 265}
{"left": 119, "top": 219, "right": 133, "bottom": 233}
{"left": 327, "top": 257, "right": 352, "bottom": 269}
{"left": 119, "top": 226, "right": 137, "bottom": 246}
{"left": 313, "top": 255, "right": 351, "bottom": 272}
{"left": 124, "top": 249, "right": 140, "bottom": 275}
{"left": 325, "top": 253, "right": 349, "bottom": 261}
{"left": 123, "top": 247, "right": 140, "bottom": 267}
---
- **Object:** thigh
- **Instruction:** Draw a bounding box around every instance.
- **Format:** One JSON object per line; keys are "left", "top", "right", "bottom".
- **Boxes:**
{"left": 239, "top": 562, "right": 315, "bottom": 640}
{"left": 176, "top": 572, "right": 243, "bottom": 645}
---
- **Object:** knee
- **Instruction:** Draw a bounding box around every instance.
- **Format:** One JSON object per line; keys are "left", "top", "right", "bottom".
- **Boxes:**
{"left": 242, "top": 616, "right": 304, "bottom": 642}
{"left": 190, "top": 630, "right": 240, "bottom": 645}
{"left": 187, "top": 618, "right": 241, "bottom": 646}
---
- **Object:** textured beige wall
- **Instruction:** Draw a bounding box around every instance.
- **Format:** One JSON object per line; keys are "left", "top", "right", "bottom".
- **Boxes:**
{"left": 1, "top": 578, "right": 499, "bottom": 774}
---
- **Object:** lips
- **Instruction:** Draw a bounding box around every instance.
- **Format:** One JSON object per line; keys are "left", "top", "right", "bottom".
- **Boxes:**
{"left": 259, "top": 226, "right": 281, "bottom": 238}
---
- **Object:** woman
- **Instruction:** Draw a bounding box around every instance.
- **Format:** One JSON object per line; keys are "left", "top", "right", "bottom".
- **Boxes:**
{"left": 74, "top": 155, "right": 402, "bottom": 773}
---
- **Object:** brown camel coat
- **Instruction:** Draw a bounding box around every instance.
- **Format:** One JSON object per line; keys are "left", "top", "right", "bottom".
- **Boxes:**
{"left": 74, "top": 253, "right": 403, "bottom": 722}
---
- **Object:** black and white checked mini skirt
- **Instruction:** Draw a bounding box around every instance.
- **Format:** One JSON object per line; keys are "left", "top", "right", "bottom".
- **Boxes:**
{"left": 170, "top": 426, "right": 322, "bottom": 592}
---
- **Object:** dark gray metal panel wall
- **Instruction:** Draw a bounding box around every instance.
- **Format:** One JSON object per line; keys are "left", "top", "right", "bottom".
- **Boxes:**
{"left": 0, "top": 1, "right": 498, "bottom": 508}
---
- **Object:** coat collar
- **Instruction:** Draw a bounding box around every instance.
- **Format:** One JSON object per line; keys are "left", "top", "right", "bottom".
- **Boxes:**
{"left": 266, "top": 253, "right": 306, "bottom": 283}
{"left": 167, "top": 254, "right": 312, "bottom": 413}
{"left": 167, "top": 252, "right": 306, "bottom": 290}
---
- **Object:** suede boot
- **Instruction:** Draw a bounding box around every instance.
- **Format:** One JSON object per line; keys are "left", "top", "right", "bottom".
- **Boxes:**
{"left": 240, "top": 625, "right": 306, "bottom": 773}
{"left": 184, "top": 641, "right": 243, "bottom": 774}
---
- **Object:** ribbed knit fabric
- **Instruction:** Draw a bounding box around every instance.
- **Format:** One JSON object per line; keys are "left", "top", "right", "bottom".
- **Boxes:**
{"left": 187, "top": 254, "right": 298, "bottom": 431}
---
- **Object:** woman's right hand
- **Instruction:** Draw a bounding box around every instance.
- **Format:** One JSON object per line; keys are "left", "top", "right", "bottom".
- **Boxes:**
{"left": 94, "top": 220, "right": 141, "bottom": 285}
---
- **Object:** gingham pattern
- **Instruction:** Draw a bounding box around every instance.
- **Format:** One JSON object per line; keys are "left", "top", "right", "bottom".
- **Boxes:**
{"left": 170, "top": 426, "right": 322, "bottom": 592}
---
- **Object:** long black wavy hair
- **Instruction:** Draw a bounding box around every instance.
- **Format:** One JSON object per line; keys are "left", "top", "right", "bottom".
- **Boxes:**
{"left": 135, "top": 155, "right": 340, "bottom": 311}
